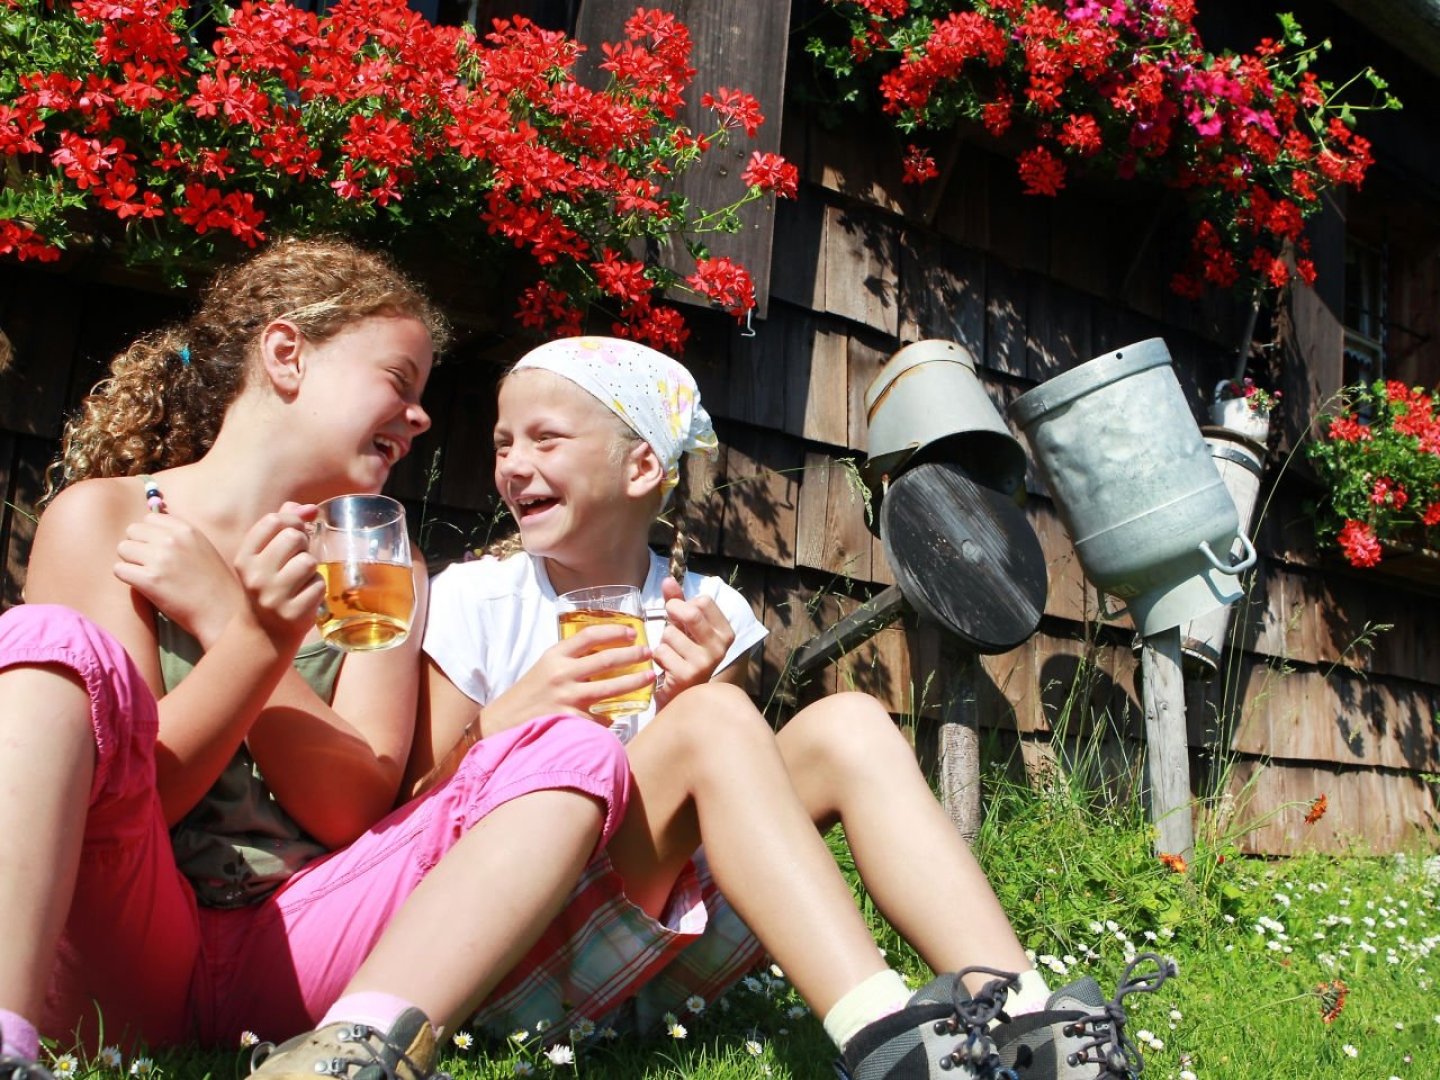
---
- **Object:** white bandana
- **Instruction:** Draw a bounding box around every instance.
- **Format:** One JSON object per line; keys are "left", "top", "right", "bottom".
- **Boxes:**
{"left": 511, "top": 336, "right": 717, "bottom": 495}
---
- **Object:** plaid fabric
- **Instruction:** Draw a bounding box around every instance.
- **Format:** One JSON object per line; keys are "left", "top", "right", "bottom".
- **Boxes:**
{"left": 473, "top": 850, "right": 766, "bottom": 1041}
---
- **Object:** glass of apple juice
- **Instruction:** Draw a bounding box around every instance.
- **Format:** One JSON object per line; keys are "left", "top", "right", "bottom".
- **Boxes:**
{"left": 312, "top": 494, "right": 415, "bottom": 651}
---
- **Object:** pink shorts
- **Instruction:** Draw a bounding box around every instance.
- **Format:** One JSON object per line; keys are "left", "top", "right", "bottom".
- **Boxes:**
{"left": 0, "top": 604, "right": 630, "bottom": 1051}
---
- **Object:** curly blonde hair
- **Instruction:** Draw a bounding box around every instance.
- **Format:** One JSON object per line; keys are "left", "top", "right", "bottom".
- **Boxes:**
{"left": 44, "top": 237, "right": 449, "bottom": 503}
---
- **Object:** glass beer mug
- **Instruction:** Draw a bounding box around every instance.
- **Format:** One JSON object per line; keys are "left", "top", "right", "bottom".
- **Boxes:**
{"left": 312, "top": 494, "right": 416, "bottom": 651}
{"left": 555, "top": 584, "right": 654, "bottom": 720}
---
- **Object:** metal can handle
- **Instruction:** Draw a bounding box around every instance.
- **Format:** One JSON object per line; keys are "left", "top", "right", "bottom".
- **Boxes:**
{"left": 1198, "top": 532, "right": 1257, "bottom": 575}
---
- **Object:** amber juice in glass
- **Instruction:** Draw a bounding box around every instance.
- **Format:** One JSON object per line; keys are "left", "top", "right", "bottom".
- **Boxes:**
{"left": 556, "top": 585, "right": 653, "bottom": 717}
{"left": 312, "top": 494, "right": 415, "bottom": 651}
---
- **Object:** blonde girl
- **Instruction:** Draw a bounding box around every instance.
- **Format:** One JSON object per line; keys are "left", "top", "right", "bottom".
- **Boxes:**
{"left": 0, "top": 242, "right": 632, "bottom": 1080}
{"left": 413, "top": 336, "right": 1173, "bottom": 1080}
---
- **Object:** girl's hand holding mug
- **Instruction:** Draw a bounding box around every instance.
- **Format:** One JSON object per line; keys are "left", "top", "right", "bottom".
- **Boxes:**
{"left": 235, "top": 502, "right": 326, "bottom": 648}
{"left": 489, "top": 624, "right": 653, "bottom": 733}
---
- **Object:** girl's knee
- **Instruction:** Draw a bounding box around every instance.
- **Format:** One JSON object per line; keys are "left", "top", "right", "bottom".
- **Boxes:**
{"left": 784, "top": 692, "right": 906, "bottom": 769}
{"left": 661, "top": 682, "right": 772, "bottom": 750}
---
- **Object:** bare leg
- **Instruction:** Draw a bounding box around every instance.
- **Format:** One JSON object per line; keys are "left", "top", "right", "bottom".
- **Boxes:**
{"left": 339, "top": 789, "right": 604, "bottom": 1033}
{"left": 609, "top": 683, "right": 887, "bottom": 1017}
{"left": 776, "top": 693, "right": 1030, "bottom": 994}
{"left": 0, "top": 667, "right": 95, "bottom": 1018}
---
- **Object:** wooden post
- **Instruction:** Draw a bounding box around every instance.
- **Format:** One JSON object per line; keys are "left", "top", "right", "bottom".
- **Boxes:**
{"left": 1140, "top": 626, "right": 1194, "bottom": 860}
{"left": 938, "top": 638, "right": 982, "bottom": 843}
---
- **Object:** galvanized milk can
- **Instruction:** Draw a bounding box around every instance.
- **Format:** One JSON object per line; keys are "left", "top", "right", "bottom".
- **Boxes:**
{"left": 1007, "top": 338, "right": 1256, "bottom": 636}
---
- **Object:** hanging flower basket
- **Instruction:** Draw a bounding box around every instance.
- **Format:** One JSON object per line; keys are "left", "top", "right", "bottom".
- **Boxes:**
{"left": 1209, "top": 378, "right": 1276, "bottom": 442}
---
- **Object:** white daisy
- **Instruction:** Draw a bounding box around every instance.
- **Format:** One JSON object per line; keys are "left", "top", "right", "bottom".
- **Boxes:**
{"left": 667, "top": 1021, "right": 687, "bottom": 1040}
{"left": 545, "top": 1044, "right": 575, "bottom": 1067}
{"left": 451, "top": 1031, "right": 474, "bottom": 1050}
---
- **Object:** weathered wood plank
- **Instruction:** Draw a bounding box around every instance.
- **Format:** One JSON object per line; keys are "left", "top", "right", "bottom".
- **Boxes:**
{"left": 668, "top": 441, "right": 729, "bottom": 560}
{"left": 789, "top": 582, "right": 903, "bottom": 676}
{"left": 1225, "top": 658, "right": 1437, "bottom": 771}
{"left": 898, "top": 230, "right": 986, "bottom": 355}
{"left": 1141, "top": 628, "right": 1195, "bottom": 858}
{"left": 847, "top": 332, "right": 891, "bottom": 455}
{"left": 770, "top": 194, "right": 827, "bottom": 313}
{"left": 1022, "top": 498, "right": 1107, "bottom": 627}
{"left": 1228, "top": 758, "right": 1439, "bottom": 856}
{"left": 805, "top": 112, "right": 910, "bottom": 217}
{"left": 844, "top": 617, "right": 913, "bottom": 715}
{"left": 1025, "top": 275, "right": 1092, "bottom": 382}
{"left": 1280, "top": 207, "right": 1346, "bottom": 456}
{"left": 728, "top": 308, "right": 792, "bottom": 431}
{"left": 718, "top": 425, "right": 801, "bottom": 569}
{"left": 799, "top": 325, "right": 852, "bottom": 448}
{"left": 2, "top": 436, "right": 49, "bottom": 608}
{"left": 929, "top": 140, "right": 993, "bottom": 251}
{"left": 762, "top": 574, "right": 832, "bottom": 710}
{"left": 796, "top": 450, "right": 873, "bottom": 580}
{"left": 821, "top": 204, "right": 900, "bottom": 336}
{"left": 985, "top": 152, "right": 1049, "bottom": 274}
{"left": 983, "top": 258, "right": 1028, "bottom": 379}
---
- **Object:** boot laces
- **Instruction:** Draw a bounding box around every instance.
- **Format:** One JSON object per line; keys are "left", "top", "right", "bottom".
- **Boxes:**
{"left": 249, "top": 1023, "right": 451, "bottom": 1080}
{"left": 932, "top": 967, "right": 1022, "bottom": 1080}
{"left": 1061, "top": 952, "right": 1177, "bottom": 1078}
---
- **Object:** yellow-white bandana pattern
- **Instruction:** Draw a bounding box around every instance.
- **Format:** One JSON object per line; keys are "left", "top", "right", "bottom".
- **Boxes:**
{"left": 512, "top": 336, "right": 717, "bottom": 494}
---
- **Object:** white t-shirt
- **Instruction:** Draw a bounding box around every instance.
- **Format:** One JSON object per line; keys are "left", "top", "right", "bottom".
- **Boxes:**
{"left": 424, "top": 550, "right": 769, "bottom": 743}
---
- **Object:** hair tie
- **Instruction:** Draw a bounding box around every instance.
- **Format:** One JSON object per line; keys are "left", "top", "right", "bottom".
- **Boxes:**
{"left": 177, "top": 345, "right": 191, "bottom": 367}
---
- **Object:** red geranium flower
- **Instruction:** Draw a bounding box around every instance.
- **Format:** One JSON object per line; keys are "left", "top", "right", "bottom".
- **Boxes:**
{"left": 1337, "top": 520, "right": 1383, "bottom": 568}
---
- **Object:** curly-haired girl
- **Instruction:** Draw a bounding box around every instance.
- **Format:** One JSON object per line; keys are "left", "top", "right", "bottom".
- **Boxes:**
{"left": 0, "top": 239, "right": 630, "bottom": 1080}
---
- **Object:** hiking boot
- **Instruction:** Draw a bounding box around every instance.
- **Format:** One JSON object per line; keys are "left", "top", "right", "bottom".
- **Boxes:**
{"left": 248, "top": 1007, "right": 447, "bottom": 1080}
{"left": 992, "top": 953, "right": 1179, "bottom": 1079}
{"left": 0, "top": 1054, "right": 55, "bottom": 1080}
{"left": 838, "top": 966, "right": 1023, "bottom": 1080}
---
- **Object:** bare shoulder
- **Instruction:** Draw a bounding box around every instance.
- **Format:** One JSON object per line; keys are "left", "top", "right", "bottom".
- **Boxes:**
{"left": 27, "top": 477, "right": 144, "bottom": 599}
{"left": 39, "top": 476, "right": 143, "bottom": 532}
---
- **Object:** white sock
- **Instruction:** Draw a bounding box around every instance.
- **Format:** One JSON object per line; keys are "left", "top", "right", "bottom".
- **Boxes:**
{"left": 319, "top": 992, "right": 423, "bottom": 1035}
{"left": 0, "top": 1009, "right": 39, "bottom": 1061}
{"left": 822, "top": 969, "right": 913, "bottom": 1050}
{"left": 1006, "top": 968, "right": 1052, "bottom": 1017}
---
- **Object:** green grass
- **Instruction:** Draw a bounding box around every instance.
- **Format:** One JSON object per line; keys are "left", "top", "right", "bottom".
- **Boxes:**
{"left": 38, "top": 766, "right": 1440, "bottom": 1080}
